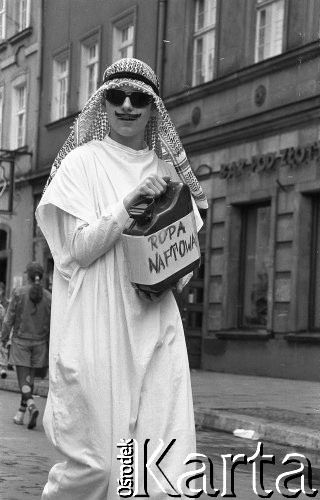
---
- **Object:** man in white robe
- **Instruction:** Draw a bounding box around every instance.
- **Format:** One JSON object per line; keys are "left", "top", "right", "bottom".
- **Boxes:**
{"left": 37, "top": 58, "right": 208, "bottom": 499}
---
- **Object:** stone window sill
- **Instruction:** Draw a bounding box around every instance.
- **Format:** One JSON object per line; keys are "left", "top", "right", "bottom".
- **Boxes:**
{"left": 0, "top": 40, "right": 7, "bottom": 52}
{"left": 215, "top": 330, "right": 272, "bottom": 340}
{"left": 8, "top": 27, "right": 33, "bottom": 45}
{"left": 285, "top": 333, "right": 320, "bottom": 343}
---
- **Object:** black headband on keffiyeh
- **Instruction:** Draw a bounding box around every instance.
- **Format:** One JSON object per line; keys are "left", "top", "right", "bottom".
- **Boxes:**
{"left": 44, "top": 58, "right": 208, "bottom": 210}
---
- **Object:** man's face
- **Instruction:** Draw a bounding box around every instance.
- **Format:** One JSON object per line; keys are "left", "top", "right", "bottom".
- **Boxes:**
{"left": 105, "top": 85, "right": 154, "bottom": 147}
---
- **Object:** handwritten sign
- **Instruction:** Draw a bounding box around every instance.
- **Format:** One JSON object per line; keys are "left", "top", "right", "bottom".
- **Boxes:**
{"left": 122, "top": 211, "right": 200, "bottom": 287}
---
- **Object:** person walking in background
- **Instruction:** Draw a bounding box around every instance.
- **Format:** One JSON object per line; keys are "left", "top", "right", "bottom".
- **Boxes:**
{"left": 36, "top": 57, "right": 207, "bottom": 499}
{"left": 1, "top": 262, "right": 51, "bottom": 429}
{"left": 0, "top": 281, "right": 13, "bottom": 375}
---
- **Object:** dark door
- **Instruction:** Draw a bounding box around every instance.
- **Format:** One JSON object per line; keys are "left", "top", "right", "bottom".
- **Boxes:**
{"left": 175, "top": 230, "right": 206, "bottom": 368}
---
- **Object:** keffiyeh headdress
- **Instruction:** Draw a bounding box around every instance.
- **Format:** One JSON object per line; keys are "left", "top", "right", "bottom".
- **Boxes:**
{"left": 45, "top": 58, "right": 208, "bottom": 209}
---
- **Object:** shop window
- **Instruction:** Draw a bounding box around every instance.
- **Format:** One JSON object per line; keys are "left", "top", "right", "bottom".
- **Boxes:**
{"left": 309, "top": 197, "right": 320, "bottom": 330}
{"left": 51, "top": 52, "right": 69, "bottom": 121}
{"left": 0, "top": 224, "right": 10, "bottom": 295}
{"left": 112, "top": 11, "right": 135, "bottom": 61}
{"left": 79, "top": 33, "right": 100, "bottom": 108}
{"left": 255, "top": 0, "right": 285, "bottom": 62}
{"left": 0, "top": 0, "right": 6, "bottom": 41}
{"left": 185, "top": 251, "right": 205, "bottom": 329}
{"left": 11, "top": 82, "right": 27, "bottom": 149}
{"left": 33, "top": 193, "right": 41, "bottom": 237}
{"left": 33, "top": 193, "right": 53, "bottom": 292}
{"left": 175, "top": 226, "right": 206, "bottom": 369}
{"left": 192, "top": 0, "right": 216, "bottom": 86}
{"left": 239, "top": 203, "right": 271, "bottom": 328}
{"left": 0, "top": 228, "right": 7, "bottom": 251}
{"left": 0, "top": 86, "right": 3, "bottom": 149}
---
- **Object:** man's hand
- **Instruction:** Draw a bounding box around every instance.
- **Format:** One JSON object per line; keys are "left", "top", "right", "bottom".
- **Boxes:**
{"left": 135, "top": 288, "right": 167, "bottom": 303}
{"left": 176, "top": 272, "right": 193, "bottom": 294}
{"left": 123, "top": 175, "right": 170, "bottom": 212}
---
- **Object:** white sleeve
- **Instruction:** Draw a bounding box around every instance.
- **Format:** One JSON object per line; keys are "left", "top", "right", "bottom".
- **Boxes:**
{"left": 59, "top": 200, "right": 130, "bottom": 269}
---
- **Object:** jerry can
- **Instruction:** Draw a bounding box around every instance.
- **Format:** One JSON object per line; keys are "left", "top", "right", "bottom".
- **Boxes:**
{"left": 121, "top": 182, "right": 201, "bottom": 294}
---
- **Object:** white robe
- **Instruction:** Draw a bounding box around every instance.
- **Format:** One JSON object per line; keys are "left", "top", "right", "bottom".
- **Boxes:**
{"left": 36, "top": 136, "right": 203, "bottom": 499}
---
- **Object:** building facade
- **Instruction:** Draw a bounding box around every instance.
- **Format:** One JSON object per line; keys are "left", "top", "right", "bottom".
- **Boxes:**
{"left": 0, "top": 0, "right": 42, "bottom": 293}
{"left": 32, "top": 0, "right": 163, "bottom": 290}
{"left": 164, "top": 0, "right": 320, "bottom": 380}
{"left": 2, "top": 0, "right": 320, "bottom": 380}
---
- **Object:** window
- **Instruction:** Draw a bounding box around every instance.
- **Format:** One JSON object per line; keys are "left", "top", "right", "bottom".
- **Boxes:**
{"left": 0, "top": 87, "right": 3, "bottom": 149}
{"left": 239, "top": 204, "right": 271, "bottom": 328}
{"left": 309, "top": 197, "right": 320, "bottom": 330}
{"left": 0, "top": 229, "right": 7, "bottom": 251}
{"left": 0, "top": 160, "right": 14, "bottom": 213}
{"left": 192, "top": 0, "right": 216, "bottom": 86}
{"left": 113, "top": 21, "right": 134, "bottom": 61}
{"left": 79, "top": 40, "right": 99, "bottom": 108}
{"left": 4, "top": 0, "right": 30, "bottom": 38}
{"left": 16, "top": 86, "right": 26, "bottom": 147}
{"left": 184, "top": 252, "right": 205, "bottom": 329}
{"left": 255, "top": 0, "right": 285, "bottom": 62}
{"left": 11, "top": 83, "right": 26, "bottom": 149}
{"left": 15, "top": 0, "right": 30, "bottom": 32}
{"left": 0, "top": 0, "right": 6, "bottom": 40}
{"left": 175, "top": 227, "right": 206, "bottom": 369}
{"left": 51, "top": 55, "right": 69, "bottom": 121}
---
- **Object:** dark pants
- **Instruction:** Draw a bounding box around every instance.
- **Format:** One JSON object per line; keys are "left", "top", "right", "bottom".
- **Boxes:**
{"left": 15, "top": 366, "right": 36, "bottom": 409}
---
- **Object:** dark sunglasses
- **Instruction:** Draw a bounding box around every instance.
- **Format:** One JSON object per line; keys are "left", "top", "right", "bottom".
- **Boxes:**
{"left": 105, "top": 89, "right": 153, "bottom": 108}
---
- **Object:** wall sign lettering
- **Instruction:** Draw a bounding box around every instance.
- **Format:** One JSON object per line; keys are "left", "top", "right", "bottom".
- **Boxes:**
{"left": 219, "top": 141, "right": 320, "bottom": 180}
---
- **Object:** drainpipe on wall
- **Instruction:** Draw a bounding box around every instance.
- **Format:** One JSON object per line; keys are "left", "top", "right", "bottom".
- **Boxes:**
{"left": 156, "top": 0, "right": 168, "bottom": 93}
{"left": 29, "top": 0, "right": 44, "bottom": 269}
{"left": 33, "top": 0, "right": 44, "bottom": 193}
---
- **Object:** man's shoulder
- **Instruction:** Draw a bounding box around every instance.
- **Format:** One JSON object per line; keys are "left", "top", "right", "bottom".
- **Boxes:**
{"left": 61, "top": 142, "right": 101, "bottom": 174}
{"left": 66, "top": 140, "right": 101, "bottom": 158}
{"left": 64, "top": 143, "right": 91, "bottom": 161}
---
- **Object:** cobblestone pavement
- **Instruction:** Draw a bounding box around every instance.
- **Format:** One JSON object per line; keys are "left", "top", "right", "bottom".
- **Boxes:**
{"left": 197, "top": 430, "right": 320, "bottom": 499}
{"left": 0, "top": 391, "right": 62, "bottom": 500}
{"left": 191, "top": 370, "right": 320, "bottom": 417}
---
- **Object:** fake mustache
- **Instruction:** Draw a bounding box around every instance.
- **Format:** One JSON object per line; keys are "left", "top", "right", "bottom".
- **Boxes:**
{"left": 115, "top": 112, "right": 141, "bottom": 119}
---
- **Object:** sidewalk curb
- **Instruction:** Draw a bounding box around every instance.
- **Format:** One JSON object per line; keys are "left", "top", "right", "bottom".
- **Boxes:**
{"left": 194, "top": 407, "right": 320, "bottom": 452}
{"left": 2, "top": 380, "right": 320, "bottom": 454}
